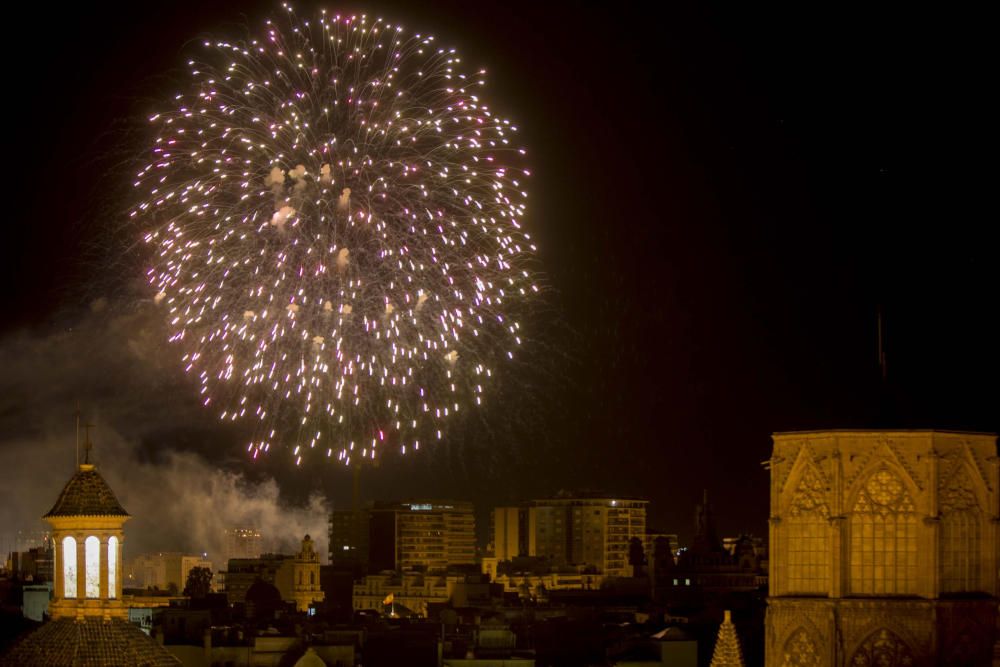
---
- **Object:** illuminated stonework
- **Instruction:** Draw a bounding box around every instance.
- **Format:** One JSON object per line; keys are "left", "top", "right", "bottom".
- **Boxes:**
{"left": 44, "top": 463, "right": 130, "bottom": 621}
{"left": 849, "top": 628, "right": 914, "bottom": 666}
{"left": 274, "top": 534, "right": 325, "bottom": 612}
{"left": 782, "top": 627, "right": 821, "bottom": 667}
{"left": 765, "top": 430, "right": 999, "bottom": 666}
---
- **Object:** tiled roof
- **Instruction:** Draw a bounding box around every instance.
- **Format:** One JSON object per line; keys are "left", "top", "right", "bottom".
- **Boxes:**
{"left": 0, "top": 618, "right": 180, "bottom": 666}
{"left": 44, "top": 465, "right": 129, "bottom": 518}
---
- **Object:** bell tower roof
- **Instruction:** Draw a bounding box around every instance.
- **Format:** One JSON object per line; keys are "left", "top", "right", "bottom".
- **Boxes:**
{"left": 44, "top": 464, "right": 129, "bottom": 518}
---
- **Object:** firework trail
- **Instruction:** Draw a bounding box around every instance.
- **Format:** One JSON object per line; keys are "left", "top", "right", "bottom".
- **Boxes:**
{"left": 132, "top": 5, "right": 538, "bottom": 466}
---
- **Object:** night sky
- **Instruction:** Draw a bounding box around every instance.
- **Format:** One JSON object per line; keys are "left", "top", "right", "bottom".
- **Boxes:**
{"left": 1, "top": 2, "right": 995, "bottom": 554}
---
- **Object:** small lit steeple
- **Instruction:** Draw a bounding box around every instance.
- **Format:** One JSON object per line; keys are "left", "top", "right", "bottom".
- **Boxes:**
{"left": 44, "top": 425, "right": 130, "bottom": 621}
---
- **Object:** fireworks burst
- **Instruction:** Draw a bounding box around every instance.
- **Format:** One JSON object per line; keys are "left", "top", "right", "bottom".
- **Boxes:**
{"left": 132, "top": 6, "right": 538, "bottom": 466}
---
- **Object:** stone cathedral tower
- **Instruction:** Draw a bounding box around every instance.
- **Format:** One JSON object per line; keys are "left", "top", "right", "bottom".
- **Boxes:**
{"left": 765, "top": 430, "right": 998, "bottom": 666}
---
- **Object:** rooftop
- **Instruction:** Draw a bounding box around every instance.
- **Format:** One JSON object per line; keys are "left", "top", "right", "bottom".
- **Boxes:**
{"left": 44, "top": 464, "right": 129, "bottom": 518}
{"left": 0, "top": 618, "right": 179, "bottom": 666}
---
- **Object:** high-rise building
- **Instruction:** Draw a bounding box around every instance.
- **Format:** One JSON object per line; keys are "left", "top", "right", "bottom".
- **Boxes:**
{"left": 765, "top": 430, "right": 999, "bottom": 666}
{"left": 328, "top": 508, "right": 369, "bottom": 566}
{"left": 491, "top": 494, "right": 649, "bottom": 577}
{"left": 224, "top": 527, "right": 262, "bottom": 563}
{"left": 490, "top": 507, "right": 526, "bottom": 561}
{"left": 368, "top": 500, "right": 475, "bottom": 572}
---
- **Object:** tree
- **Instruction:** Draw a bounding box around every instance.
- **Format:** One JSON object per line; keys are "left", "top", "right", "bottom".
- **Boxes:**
{"left": 183, "top": 566, "right": 213, "bottom": 600}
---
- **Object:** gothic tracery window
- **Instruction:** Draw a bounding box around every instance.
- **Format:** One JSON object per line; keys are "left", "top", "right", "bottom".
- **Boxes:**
{"left": 940, "top": 468, "right": 982, "bottom": 593}
{"left": 785, "top": 465, "right": 830, "bottom": 594}
{"left": 849, "top": 628, "right": 914, "bottom": 667}
{"left": 849, "top": 468, "right": 917, "bottom": 595}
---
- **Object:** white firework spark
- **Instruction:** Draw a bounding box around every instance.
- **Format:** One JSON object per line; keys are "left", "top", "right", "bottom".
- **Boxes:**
{"left": 132, "top": 6, "right": 538, "bottom": 466}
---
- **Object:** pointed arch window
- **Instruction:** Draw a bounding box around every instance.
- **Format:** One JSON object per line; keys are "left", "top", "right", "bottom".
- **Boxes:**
{"left": 782, "top": 627, "right": 821, "bottom": 666}
{"left": 108, "top": 536, "right": 119, "bottom": 599}
{"left": 940, "top": 470, "right": 982, "bottom": 593}
{"left": 62, "top": 536, "right": 77, "bottom": 598}
{"left": 785, "top": 465, "right": 830, "bottom": 594}
{"left": 848, "top": 628, "right": 914, "bottom": 666}
{"left": 849, "top": 468, "right": 917, "bottom": 595}
{"left": 85, "top": 536, "right": 100, "bottom": 598}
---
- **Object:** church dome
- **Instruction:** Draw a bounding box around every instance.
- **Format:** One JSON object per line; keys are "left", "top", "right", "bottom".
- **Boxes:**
{"left": 293, "top": 648, "right": 327, "bottom": 667}
{"left": 0, "top": 618, "right": 180, "bottom": 666}
{"left": 44, "top": 464, "right": 128, "bottom": 517}
{"left": 246, "top": 579, "right": 283, "bottom": 607}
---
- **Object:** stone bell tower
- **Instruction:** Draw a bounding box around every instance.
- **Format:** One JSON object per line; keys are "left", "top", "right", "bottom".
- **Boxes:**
{"left": 0, "top": 430, "right": 181, "bottom": 666}
{"left": 44, "top": 436, "right": 130, "bottom": 621}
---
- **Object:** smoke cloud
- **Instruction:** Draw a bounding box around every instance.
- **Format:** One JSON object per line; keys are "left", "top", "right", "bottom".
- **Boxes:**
{"left": 0, "top": 302, "right": 328, "bottom": 566}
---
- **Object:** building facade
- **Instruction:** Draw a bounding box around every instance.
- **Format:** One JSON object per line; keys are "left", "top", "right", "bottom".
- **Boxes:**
{"left": 126, "top": 553, "right": 212, "bottom": 592}
{"left": 765, "top": 430, "right": 999, "bottom": 666}
{"left": 352, "top": 571, "right": 455, "bottom": 616}
{"left": 223, "top": 527, "right": 262, "bottom": 562}
{"left": 328, "top": 508, "right": 370, "bottom": 566}
{"left": 8, "top": 541, "right": 54, "bottom": 584}
{"left": 491, "top": 495, "right": 649, "bottom": 577}
{"left": 368, "top": 501, "right": 476, "bottom": 572}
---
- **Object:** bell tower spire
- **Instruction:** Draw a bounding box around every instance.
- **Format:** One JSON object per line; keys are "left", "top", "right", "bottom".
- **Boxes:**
{"left": 44, "top": 433, "right": 130, "bottom": 621}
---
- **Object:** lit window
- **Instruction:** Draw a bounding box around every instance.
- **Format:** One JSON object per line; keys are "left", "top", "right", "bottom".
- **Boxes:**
{"left": 85, "top": 536, "right": 100, "bottom": 598}
{"left": 785, "top": 465, "right": 831, "bottom": 594}
{"left": 849, "top": 468, "right": 917, "bottom": 595}
{"left": 63, "top": 536, "right": 77, "bottom": 598}
{"left": 108, "top": 537, "right": 118, "bottom": 599}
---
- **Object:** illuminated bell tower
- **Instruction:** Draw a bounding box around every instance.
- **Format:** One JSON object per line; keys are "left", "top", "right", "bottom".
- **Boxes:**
{"left": 44, "top": 437, "right": 130, "bottom": 621}
{"left": 280, "top": 534, "right": 325, "bottom": 612}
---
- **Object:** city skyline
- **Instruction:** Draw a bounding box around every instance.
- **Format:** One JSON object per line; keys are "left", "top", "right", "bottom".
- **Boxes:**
{"left": 0, "top": 0, "right": 995, "bottom": 558}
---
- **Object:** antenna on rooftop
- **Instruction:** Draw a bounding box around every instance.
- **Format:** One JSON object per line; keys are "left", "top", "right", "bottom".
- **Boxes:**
{"left": 75, "top": 402, "right": 81, "bottom": 468}
{"left": 82, "top": 421, "right": 96, "bottom": 465}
